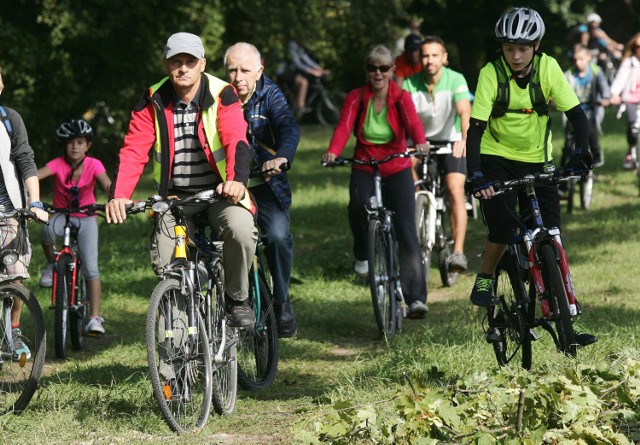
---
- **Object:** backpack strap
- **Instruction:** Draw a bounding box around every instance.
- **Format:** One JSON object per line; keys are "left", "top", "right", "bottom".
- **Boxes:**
{"left": 0, "top": 106, "right": 13, "bottom": 138}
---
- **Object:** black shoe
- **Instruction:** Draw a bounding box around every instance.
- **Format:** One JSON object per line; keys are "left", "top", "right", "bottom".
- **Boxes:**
{"left": 470, "top": 273, "right": 496, "bottom": 307}
{"left": 226, "top": 298, "right": 256, "bottom": 327}
{"left": 274, "top": 302, "right": 297, "bottom": 338}
{"left": 407, "top": 301, "right": 429, "bottom": 319}
{"left": 573, "top": 322, "right": 597, "bottom": 347}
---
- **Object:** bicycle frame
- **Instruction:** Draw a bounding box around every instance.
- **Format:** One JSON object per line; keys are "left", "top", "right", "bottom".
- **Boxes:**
{"left": 51, "top": 215, "right": 80, "bottom": 308}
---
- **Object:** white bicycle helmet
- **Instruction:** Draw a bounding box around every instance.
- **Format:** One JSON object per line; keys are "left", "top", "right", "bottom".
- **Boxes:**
{"left": 495, "top": 7, "right": 545, "bottom": 44}
{"left": 56, "top": 119, "right": 93, "bottom": 142}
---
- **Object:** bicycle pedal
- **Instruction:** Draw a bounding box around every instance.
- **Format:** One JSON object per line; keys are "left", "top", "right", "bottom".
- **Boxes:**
{"left": 484, "top": 331, "right": 501, "bottom": 343}
{"left": 529, "top": 328, "right": 540, "bottom": 341}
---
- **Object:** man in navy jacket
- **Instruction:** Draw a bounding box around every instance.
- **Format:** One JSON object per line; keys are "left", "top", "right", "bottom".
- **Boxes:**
{"left": 225, "top": 42, "right": 300, "bottom": 337}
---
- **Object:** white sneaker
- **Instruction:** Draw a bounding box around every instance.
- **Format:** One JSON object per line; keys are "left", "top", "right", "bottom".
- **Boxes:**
{"left": 39, "top": 263, "right": 54, "bottom": 288}
{"left": 354, "top": 260, "right": 369, "bottom": 278}
{"left": 85, "top": 317, "right": 105, "bottom": 336}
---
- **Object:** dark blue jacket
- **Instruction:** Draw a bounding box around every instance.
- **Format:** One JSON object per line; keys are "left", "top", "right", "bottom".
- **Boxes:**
{"left": 244, "top": 74, "right": 300, "bottom": 210}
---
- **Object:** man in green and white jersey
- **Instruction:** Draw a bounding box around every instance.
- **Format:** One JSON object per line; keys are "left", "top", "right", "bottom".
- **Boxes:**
{"left": 403, "top": 35, "right": 471, "bottom": 274}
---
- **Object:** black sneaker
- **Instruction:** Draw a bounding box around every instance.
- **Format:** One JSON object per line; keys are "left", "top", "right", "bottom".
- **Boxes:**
{"left": 407, "top": 301, "right": 429, "bottom": 319}
{"left": 274, "top": 302, "right": 297, "bottom": 338}
{"left": 573, "top": 322, "right": 597, "bottom": 347}
{"left": 469, "top": 273, "right": 496, "bottom": 307}
{"left": 226, "top": 298, "right": 256, "bottom": 327}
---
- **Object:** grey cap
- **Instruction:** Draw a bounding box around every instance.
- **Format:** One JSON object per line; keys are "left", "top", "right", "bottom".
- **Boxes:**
{"left": 164, "top": 32, "right": 205, "bottom": 59}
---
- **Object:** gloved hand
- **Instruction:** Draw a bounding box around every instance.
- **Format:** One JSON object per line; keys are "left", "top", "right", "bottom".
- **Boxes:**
{"left": 566, "top": 148, "right": 593, "bottom": 177}
{"left": 467, "top": 171, "right": 492, "bottom": 195}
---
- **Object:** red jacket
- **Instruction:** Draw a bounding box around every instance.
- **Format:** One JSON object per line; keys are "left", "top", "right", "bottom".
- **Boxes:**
{"left": 112, "top": 75, "right": 250, "bottom": 199}
{"left": 327, "top": 81, "right": 426, "bottom": 177}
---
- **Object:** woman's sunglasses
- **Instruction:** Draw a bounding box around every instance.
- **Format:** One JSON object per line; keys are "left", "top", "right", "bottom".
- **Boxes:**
{"left": 366, "top": 64, "right": 392, "bottom": 73}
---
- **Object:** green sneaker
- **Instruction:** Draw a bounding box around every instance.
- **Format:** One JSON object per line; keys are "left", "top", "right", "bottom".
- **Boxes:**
{"left": 572, "top": 321, "right": 597, "bottom": 346}
{"left": 470, "top": 273, "right": 496, "bottom": 307}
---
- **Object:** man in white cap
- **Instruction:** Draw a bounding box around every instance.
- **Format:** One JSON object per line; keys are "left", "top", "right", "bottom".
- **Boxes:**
{"left": 106, "top": 32, "right": 258, "bottom": 327}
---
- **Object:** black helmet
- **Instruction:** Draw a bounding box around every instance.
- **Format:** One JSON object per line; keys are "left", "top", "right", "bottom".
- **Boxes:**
{"left": 495, "top": 7, "right": 545, "bottom": 44}
{"left": 56, "top": 119, "right": 93, "bottom": 142}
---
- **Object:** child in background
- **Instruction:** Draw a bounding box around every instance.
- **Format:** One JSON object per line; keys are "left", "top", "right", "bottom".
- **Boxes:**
{"left": 562, "top": 44, "right": 610, "bottom": 168}
{"left": 38, "top": 119, "right": 111, "bottom": 335}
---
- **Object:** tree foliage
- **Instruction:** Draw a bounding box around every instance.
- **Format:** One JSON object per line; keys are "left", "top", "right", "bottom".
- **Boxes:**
{"left": 0, "top": 0, "right": 638, "bottom": 166}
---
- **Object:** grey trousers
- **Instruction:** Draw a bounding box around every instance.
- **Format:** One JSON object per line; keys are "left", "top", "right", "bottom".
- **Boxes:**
{"left": 150, "top": 199, "right": 257, "bottom": 302}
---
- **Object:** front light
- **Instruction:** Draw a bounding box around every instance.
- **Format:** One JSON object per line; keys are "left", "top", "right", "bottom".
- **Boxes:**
{"left": 152, "top": 202, "right": 169, "bottom": 214}
{"left": 1, "top": 250, "right": 19, "bottom": 266}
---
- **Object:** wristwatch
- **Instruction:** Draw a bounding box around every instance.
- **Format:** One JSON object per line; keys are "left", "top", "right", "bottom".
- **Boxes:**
{"left": 29, "top": 201, "right": 44, "bottom": 210}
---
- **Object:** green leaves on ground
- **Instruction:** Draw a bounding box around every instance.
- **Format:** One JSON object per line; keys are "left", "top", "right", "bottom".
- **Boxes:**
{"left": 297, "top": 352, "right": 639, "bottom": 444}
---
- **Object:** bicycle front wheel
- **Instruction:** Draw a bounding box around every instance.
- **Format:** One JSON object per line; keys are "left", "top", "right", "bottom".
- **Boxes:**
{"left": 70, "top": 259, "right": 88, "bottom": 350}
{"left": 540, "top": 244, "right": 577, "bottom": 356}
{"left": 316, "top": 90, "right": 345, "bottom": 127}
{"left": 580, "top": 172, "right": 594, "bottom": 210}
{"left": 54, "top": 254, "right": 73, "bottom": 359}
{"left": 414, "top": 193, "right": 432, "bottom": 289}
{"left": 146, "top": 278, "right": 213, "bottom": 434}
{"left": 0, "top": 284, "right": 46, "bottom": 415}
{"left": 487, "top": 250, "right": 532, "bottom": 369}
{"left": 207, "top": 259, "right": 237, "bottom": 416}
{"left": 237, "top": 271, "right": 279, "bottom": 391}
{"left": 368, "top": 219, "right": 396, "bottom": 338}
{"left": 436, "top": 216, "right": 457, "bottom": 287}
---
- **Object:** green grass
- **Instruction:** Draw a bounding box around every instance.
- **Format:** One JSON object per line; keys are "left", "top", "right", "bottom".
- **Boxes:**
{"left": 0, "top": 110, "right": 638, "bottom": 443}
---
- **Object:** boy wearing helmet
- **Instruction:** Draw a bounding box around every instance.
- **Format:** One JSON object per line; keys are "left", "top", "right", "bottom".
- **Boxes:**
{"left": 466, "top": 7, "right": 596, "bottom": 346}
{"left": 37, "top": 119, "right": 112, "bottom": 336}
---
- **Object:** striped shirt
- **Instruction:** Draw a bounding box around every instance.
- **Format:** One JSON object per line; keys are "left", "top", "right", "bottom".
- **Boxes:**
{"left": 171, "top": 100, "right": 217, "bottom": 193}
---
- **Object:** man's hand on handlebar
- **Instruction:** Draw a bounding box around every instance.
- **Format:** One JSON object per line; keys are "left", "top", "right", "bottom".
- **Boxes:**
{"left": 106, "top": 198, "right": 133, "bottom": 224}
{"left": 414, "top": 142, "right": 429, "bottom": 154}
{"left": 31, "top": 208, "right": 49, "bottom": 224}
{"left": 322, "top": 152, "right": 338, "bottom": 165}
{"left": 217, "top": 180, "right": 247, "bottom": 205}
{"left": 468, "top": 171, "right": 496, "bottom": 200}
{"left": 260, "top": 157, "right": 288, "bottom": 182}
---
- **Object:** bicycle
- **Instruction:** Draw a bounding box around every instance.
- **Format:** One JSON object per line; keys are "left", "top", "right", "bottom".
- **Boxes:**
{"left": 236, "top": 166, "right": 284, "bottom": 391}
{"left": 127, "top": 190, "right": 238, "bottom": 433}
{"left": 478, "top": 168, "right": 587, "bottom": 369}
{"left": 0, "top": 208, "right": 46, "bottom": 415}
{"left": 414, "top": 143, "right": 458, "bottom": 288}
{"left": 43, "top": 203, "right": 105, "bottom": 359}
{"left": 561, "top": 124, "right": 595, "bottom": 213}
{"left": 323, "top": 151, "right": 421, "bottom": 338}
{"left": 280, "top": 76, "right": 345, "bottom": 127}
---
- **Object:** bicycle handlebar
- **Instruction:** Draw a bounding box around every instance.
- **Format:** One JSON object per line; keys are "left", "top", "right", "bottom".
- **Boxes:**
{"left": 125, "top": 189, "right": 222, "bottom": 215}
{"left": 0, "top": 207, "right": 40, "bottom": 221}
{"left": 490, "top": 169, "right": 582, "bottom": 195}
{"left": 321, "top": 151, "right": 426, "bottom": 168}
{"left": 43, "top": 203, "right": 106, "bottom": 217}
{"left": 249, "top": 162, "right": 290, "bottom": 178}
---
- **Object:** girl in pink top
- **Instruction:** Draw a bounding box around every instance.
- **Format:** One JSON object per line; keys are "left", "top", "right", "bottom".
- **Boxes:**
{"left": 37, "top": 119, "right": 111, "bottom": 336}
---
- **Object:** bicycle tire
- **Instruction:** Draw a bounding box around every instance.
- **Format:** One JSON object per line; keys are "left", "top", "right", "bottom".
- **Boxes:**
{"left": 414, "top": 193, "right": 432, "bottom": 289}
{"left": 54, "top": 254, "right": 73, "bottom": 359}
{"left": 567, "top": 178, "right": 576, "bottom": 214}
{"left": 392, "top": 235, "right": 404, "bottom": 333}
{"left": 487, "top": 250, "right": 532, "bottom": 369}
{"left": 146, "top": 278, "right": 213, "bottom": 434}
{"left": 70, "top": 259, "right": 88, "bottom": 350}
{"left": 540, "top": 244, "right": 577, "bottom": 356}
{"left": 316, "top": 90, "right": 345, "bottom": 127}
{"left": 580, "top": 172, "right": 594, "bottom": 210}
{"left": 436, "top": 213, "right": 456, "bottom": 287}
{"left": 237, "top": 271, "right": 279, "bottom": 391}
{"left": 208, "top": 259, "right": 237, "bottom": 416}
{"left": 367, "top": 218, "right": 396, "bottom": 338}
{"left": 0, "top": 284, "right": 46, "bottom": 415}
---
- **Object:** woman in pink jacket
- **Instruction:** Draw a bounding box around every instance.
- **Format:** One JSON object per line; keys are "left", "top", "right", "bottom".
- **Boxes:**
{"left": 322, "top": 44, "right": 430, "bottom": 319}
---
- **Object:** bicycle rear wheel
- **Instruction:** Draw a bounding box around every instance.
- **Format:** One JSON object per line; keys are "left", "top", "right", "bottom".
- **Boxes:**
{"left": 0, "top": 284, "right": 46, "bottom": 415}
{"left": 486, "top": 250, "right": 532, "bottom": 369}
{"left": 540, "top": 244, "right": 577, "bottom": 356}
{"left": 368, "top": 219, "right": 396, "bottom": 338}
{"left": 54, "top": 254, "right": 73, "bottom": 359}
{"left": 146, "top": 278, "right": 212, "bottom": 434}
{"left": 237, "top": 268, "right": 279, "bottom": 391}
{"left": 70, "top": 260, "right": 88, "bottom": 350}
{"left": 580, "top": 172, "right": 594, "bottom": 210}
{"left": 316, "top": 90, "right": 345, "bottom": 127}
{"left": 208, "top": 259, "right": 238, "bottom": 415}
{"left": 414, "top": 193, "right": 432, "bottom": 289}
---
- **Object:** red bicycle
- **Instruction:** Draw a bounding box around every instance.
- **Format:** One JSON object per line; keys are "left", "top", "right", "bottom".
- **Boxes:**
{"left": 44, "top": 203, "right": 105, "bottom": 359}
{"left": 480, "top": 168, "right": 591, "bottom": 369}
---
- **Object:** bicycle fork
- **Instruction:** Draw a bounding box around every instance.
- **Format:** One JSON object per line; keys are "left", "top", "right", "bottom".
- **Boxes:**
{"left": 416, "top": 190, "right": 437, "bottom": 250}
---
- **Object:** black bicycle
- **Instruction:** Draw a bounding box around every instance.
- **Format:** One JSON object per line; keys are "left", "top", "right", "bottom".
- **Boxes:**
{"left": 323, "top": 152, "right": 423, "bottom": 338}
{"left": 0, "top": 208, "right": 46, "bottom": 415}
{"left": 479, "top": 168, "right": 587, "bottom": 369}
{"left": 561, "top": 126, "right": 594, "bottom": 213}
{"left": 281, "top": 77, "right": 345, "bottom": 127}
